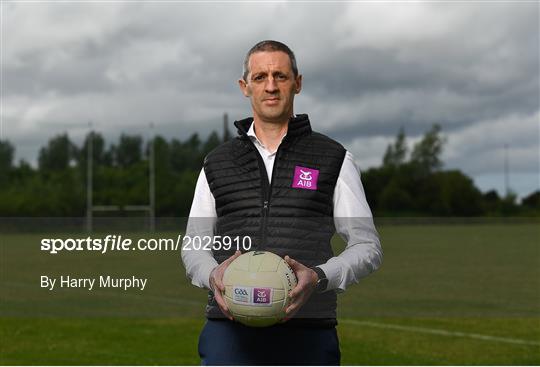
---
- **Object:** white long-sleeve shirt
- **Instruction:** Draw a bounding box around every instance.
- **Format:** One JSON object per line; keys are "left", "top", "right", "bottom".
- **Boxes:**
{"left": 181, "top": 122, "right": 383, "bottom": 293}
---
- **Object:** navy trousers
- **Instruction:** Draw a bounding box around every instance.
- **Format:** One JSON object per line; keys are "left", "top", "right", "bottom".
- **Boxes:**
{"left": 198, "top": 319, "right": 341, "bottom": 365}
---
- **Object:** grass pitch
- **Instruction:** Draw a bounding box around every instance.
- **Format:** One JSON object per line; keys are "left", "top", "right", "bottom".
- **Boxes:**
{"left": 1, "top": 222, "right": 539, "bottom": 365}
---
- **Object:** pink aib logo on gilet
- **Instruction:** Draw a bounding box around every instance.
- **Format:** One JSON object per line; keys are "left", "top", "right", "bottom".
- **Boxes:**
{"left": 291, "top": 166, "right": 319, "bottom": 190}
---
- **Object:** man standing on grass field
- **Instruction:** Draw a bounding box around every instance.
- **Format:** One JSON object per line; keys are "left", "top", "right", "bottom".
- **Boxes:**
{"left": 181, "top": 40, "right": 382, "bottom": 365}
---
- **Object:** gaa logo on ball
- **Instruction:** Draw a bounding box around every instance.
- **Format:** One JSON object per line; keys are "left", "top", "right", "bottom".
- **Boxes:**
{"left": 232, "top": 286, "right": 250, "bottom": 303}
{"left": 222, "top": 251, "right": 298, "bottom": 327}
{"left": 234, "top": 288, "right": 248, "bottom": 296}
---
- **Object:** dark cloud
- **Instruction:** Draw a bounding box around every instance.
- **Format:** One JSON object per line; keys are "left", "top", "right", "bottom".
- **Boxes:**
{"left": 3, "top": 2, "right": 539, "bottom": 197}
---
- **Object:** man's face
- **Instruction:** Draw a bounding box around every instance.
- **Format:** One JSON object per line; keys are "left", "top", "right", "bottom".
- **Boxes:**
{"left": 239, "top": 51, "right": 302, "bottom": 124}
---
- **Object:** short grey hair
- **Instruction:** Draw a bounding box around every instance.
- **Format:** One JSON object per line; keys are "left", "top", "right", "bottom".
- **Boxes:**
{"left": 242, "top": 40, "right": 298, "bottom": 81}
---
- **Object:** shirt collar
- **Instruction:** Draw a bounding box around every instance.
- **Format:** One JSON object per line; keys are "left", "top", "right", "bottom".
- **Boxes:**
{"left": 246, "top": 120, "right": 288, "bottom": 149}
{"left": 234, "top": 114, "right": 311, "bottom": 140}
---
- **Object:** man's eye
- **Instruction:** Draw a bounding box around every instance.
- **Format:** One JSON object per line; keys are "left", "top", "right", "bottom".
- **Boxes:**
{"left": 253, "top": 75, "right": 265, "bottom": 81}
{"left": 276, "top": 74, "right": 287, "bottom": 80}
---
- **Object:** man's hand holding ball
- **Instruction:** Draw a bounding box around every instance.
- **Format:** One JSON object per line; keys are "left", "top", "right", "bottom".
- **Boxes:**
{"left": 209, "top": 250, "right": 242, "bottom": 321}
{"left": 283, "top": 255, "right": 319, "bottom": 320}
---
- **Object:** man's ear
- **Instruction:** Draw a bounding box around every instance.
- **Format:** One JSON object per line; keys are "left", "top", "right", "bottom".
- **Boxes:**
{"left": 294, "top": 74, "right": 303, "bottom": 94}
{"left": 238, "top": 78, "right": 251, "bottom": 97}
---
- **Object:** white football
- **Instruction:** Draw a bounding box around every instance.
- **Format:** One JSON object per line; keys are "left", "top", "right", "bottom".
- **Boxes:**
{"left": 222, "top": 251, "right": 298, "bottom": 327}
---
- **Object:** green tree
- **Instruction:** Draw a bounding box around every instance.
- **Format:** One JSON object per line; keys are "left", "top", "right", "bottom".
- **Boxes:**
{"left": 361, "top": 166, "right": 394, "bottom": 214}
{"left": 186, "top": 133, "right": 201, "bottom": 152}
{"left": 500, "top": 191, "right": 519, "bottom": 215}
{"left": 152, "top": 136, "right": 171, "bottom": 170}
{"left": 77, "top": 132, "right": 107, "bottom": 166}
{"left": 0, "top": 140, "right": 14, "bottom": 184}
{"left": 382, "top": 127, "right": 407, "bottom": 167}
{"left": 379, "top": 178, "right": 413, "bottom": 213}
{"left": 522, "top": 190, "right": 540, "bottom": 209}
{"left": 170, "top": 134, "right": 202, "bottom": 172}
{"left": 433, "top": 170, "right": 485, "bottom": 216}
{"left": 203, "top": 131, "right": 221, "bottom": 156}
{"left": 482, "top": 190, "right": 502, "bottom": 214}
{"left": 410, "top": 124, "right": 446, "bottom": 174}
{"left": 115, "top": 134, "right": 142, "bottom": 168}
{"left": 38, "top": 133, "right": 77, "bottom": 172}
{"left": 0, "top": 140, "right": 14, "bottom": 170}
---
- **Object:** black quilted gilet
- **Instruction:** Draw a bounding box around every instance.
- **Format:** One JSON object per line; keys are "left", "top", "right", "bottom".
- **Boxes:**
{"left": 203, "top": 114, "right": 346, "bottom": 323}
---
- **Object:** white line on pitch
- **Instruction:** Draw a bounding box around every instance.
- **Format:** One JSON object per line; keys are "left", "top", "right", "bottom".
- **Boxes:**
{"left": 341, "top": 319, "right": 540, "bottom": 347}
{"left": 4, "top": 280, "right": 540, "bottom": 347}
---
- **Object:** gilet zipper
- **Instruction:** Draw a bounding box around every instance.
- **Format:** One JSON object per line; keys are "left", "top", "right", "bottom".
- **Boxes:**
{"left": 248, "top": 139, "right": 284, "bottom": 250}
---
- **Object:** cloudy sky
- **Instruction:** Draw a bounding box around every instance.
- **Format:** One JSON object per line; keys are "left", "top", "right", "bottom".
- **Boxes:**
{"left": 2, "top": 1, "right": 539, "bottom": 198}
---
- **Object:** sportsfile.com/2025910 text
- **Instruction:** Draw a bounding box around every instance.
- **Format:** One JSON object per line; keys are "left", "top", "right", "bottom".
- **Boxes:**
{"left": 40, "top": 235, "right": 253, "bottom": 255}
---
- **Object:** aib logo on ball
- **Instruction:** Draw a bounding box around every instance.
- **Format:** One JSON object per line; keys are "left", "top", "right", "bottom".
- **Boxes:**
{"left": 253, "top": 288, "right": 271, "bottom": 304}
{"left": 292, "top": 166, "right": 319, "bottom": 191}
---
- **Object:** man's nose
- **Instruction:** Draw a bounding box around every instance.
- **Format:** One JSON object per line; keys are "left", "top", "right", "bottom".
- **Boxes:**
{"left": 265, "top": 77, "right": 278, "bottom": 93}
